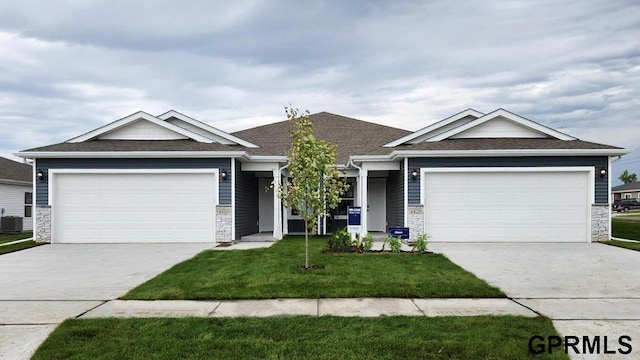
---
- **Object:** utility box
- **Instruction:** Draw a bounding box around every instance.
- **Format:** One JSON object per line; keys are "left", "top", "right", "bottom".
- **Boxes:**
{"left": 1, "top": 216, "right": 23, "bottom": 234}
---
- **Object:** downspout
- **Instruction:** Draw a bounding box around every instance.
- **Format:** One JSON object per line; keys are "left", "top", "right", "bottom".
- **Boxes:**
{"left": 273, "top": 163, "right": 289, "bottom": 239}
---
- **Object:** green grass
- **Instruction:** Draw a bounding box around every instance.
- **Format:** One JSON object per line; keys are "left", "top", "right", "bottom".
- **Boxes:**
{"left": 124, "top": 236, "right": 504, "bottom": 300}
{"left": 612, "top": 217, "right": 640, "bottom": 240}
{"left": 602, "top": 239, "right": 640, "bottom": 252}
{"left": 0, "top": 240, "right": 44, "bottom": 255}
{"left": 32, "top": 316, "right": 567, "bottom": 360}
{"left": 0, "top": 231, "right": 33, "bottom": 244}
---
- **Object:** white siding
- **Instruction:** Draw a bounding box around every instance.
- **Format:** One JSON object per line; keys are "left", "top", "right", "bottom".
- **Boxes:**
{"left": 0, "top": 183, "right": 33, "bottom": 231}
{"left": 451, "top": 116, "right": 548, "bottom": 139}
{"left": 100, "top": 119, "right": 189, "bottom": 140}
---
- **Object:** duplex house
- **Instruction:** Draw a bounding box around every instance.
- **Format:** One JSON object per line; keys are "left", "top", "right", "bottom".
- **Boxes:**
{"left": 16, "top": 108, "right": 628, "bottom": 244}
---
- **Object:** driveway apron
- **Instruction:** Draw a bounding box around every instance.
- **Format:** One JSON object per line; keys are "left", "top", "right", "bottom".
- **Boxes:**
{"left": 0, "top": 243, "right": 213, "bottom": 359}
{"left": 430, "top": 242, "right": 640, "bottom": 359}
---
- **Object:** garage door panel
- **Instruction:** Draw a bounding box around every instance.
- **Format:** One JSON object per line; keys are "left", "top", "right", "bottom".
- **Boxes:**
{"left": 53, "top": 172, "right": 216, "bottom": 243}
{"left": 424, "top": 170, "right": 589, "bottom": 242}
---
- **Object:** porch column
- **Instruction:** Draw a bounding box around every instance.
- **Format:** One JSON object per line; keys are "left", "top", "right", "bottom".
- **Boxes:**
{"left": 273, "top": 168, "right": 283, "bottom": 240}
{"left": 359, "top": 168, "right": 368, "bottom": 236}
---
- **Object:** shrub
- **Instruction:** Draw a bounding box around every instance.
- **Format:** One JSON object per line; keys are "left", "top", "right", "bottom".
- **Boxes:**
{"left": 362, "top": 233, "right": 374, "bottom": 252}
{"left": 414, "top": 233, "right": 428, "bottom": 253}
{"left": 327, "top": 228, "right": 352, "bottom": 253}
{"left": 388, "top": 236, "right": 402, "bottom": 253}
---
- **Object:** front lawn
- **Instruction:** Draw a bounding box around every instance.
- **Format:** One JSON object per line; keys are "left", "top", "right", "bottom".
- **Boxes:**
{"left": 612, "top": 217, "right": 640, "bottom": 240}
{"left": 124, "top": 236, "right": 504, "bottom": 300}
{"left": 0, "top": 231, "right": 33, "bottom": 244}
{"left": 0, "top": 240, "right": 44, "bottom": 255}
{"left": 32, "top": 316, "right": 567, "bottom": 360}
{"left": 602, "top": 239, "right": 640, "bottom": 252}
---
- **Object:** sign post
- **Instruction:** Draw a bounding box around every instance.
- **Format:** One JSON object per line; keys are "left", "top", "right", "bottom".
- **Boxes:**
{"left": 347, "top": 206, "right": 362, "bottom": 234}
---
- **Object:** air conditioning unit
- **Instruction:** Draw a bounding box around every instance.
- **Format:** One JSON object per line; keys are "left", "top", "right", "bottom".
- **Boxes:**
{"left": 1, "top": 216, "right": 23, "bottom": 234}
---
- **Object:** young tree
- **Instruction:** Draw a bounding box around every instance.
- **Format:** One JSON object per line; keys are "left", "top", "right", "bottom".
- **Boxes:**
{"left": 619, "top": 170, "right": 638, "bottom": 184}
{"left": 280, "top": 107, "right": 349, "bottom": 269}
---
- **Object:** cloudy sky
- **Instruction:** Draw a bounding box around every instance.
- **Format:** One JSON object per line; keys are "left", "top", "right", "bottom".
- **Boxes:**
{"left": 0, "top": 0, "right": 638, "bottom": 183}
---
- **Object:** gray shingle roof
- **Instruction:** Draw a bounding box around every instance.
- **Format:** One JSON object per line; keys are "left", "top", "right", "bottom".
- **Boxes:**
{"left": 20, "top": 111, "right": 624, "bottom": 162}
{"left": 0, "top": 157, "right": 32, "bottom": 183}
{"left": 233, "top": 112, "right": 412, "bottom": 163}
{"left": 612, "top": 181, "right": 640, "bottom": 192}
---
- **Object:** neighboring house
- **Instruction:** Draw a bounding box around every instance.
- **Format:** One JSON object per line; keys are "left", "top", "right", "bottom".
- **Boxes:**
{"left": 16, "top": 108, "right": 628, "bottom": 244}
{"left": 611, "top": 182, "right": 640, "bottom": 201}
{"left": 0, "top": 157, "right": 33, "bottom": 232}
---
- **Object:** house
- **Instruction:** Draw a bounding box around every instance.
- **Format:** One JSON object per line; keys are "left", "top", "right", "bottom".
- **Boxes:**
{"left": 0, "top": 157, "right": 33, "bottom": 232}
{"left": 15, "top": 108, "right": 628, "bottom": 244}
{"left": 612, "top": 182, "right": 640, "bottom": 201}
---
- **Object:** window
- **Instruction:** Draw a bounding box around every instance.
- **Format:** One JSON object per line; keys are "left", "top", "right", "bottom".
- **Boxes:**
{"left": 336, "top": 180, "right": 356, "bottom": 215}
{"left": 624, "top": 193, "right": 632, "bottom": 199}
{"left": 24, "top": 192, "right": 33, "bottom": 218}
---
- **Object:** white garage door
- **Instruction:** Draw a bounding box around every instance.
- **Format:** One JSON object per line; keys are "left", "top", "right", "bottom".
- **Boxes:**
{"left": 424, "top": 169, "right": 590, "bottom": 242}
{"left": 52, "top": 171, "right": 217, "bottom": 243}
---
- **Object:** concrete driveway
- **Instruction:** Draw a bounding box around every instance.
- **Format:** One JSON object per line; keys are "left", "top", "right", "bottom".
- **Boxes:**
{"left": 0, "top": 243, "right": 213, "bottom": 359}
{"left": 430, "top": 242, "right": 640, "bottom": 359}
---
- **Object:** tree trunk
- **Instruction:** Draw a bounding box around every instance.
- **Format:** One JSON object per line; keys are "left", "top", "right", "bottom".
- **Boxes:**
{"left": 304, "top": 218, "right": 309, "bottom": 269}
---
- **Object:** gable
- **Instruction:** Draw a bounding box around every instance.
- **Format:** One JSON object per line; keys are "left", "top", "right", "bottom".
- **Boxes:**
{"left": 426, "top": 109, "right": 575, "bottom": 142}
{"left": 450, "top": 116, "right": 549, "bottom": 139}
{"left": 99, "top": 119, "right": 190, "bottom": 140}
{"left": 409, "top": 114, "right": 480, "bottom": 143}
{"left": 158, "top": 110, "right": 259, "bottom": 148}
{"left": 383, "top": 109, "right": 484, "bottom": 147}
{"left": 68, "top": 111, "right": 214, "bottom": 143}
{"left": 165, "top": 117, "right": 235, "bottom": 144}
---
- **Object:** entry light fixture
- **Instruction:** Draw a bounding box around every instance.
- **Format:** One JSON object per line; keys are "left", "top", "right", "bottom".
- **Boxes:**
{"left": 598, "top": 168, "right": 607, "bottom": 178}
{"left": 36, "top": 169, "right": 46, "bottom": 181}
{"left": 411, "top": 169, "right": 418, "bottom": 181}
{"left": 220, "top": 169, "right": 228, "bottom": 181}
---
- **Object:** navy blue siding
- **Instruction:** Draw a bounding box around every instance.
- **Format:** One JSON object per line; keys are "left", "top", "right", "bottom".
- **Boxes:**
{"left": 234, "top": 161, "right": 259, "bottom": 238}
{"left": 386, "top": 169, "right": 404, "bottom": 228}
{"left": 407, "top": 156, "right": 609, "bottom": 204}
{"left": 35, "top": 158, "right": 232, "bottom": 206}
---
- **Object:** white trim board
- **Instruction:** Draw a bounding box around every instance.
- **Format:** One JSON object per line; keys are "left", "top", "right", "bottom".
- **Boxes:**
{"left": 384, "top": 108, "right": 484, "bottom": 147}
{"left": 427, "top": 108, "right": 576, "bottom": 142}
{"left": 67, "top": 111, "right": 214, "bottom": 143}
{"left": 158, "top": 110, "right": 259, "bottom": 148}
{"left": 419, "top": 166, "right": 595, "bottom": 205}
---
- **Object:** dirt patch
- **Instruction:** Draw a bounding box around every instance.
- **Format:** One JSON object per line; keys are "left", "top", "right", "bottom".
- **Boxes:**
{"left": 296, "top": 264, "right": 326, "bottom": 270}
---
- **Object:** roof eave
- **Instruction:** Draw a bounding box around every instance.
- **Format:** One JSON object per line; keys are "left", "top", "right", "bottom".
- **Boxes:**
{"left": 14, "top": 151, "right": 251, "bottom": 160}
{"left": 350, "top": 148, "right": 630, "bottom": 162}
{"left": 0, "top": 179, "right": 31, "bottom": 186}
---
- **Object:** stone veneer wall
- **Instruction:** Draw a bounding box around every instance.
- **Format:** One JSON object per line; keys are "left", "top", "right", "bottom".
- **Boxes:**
{"left": 216, "top": 205, "right": 232, "bottom": 243}
{"left": 407, "top": 204, "right": 424, "bottom": 241}
{"left": 591, "top": 204, "right": 609, "bottom": 242}
{"left": 35, "top": 205, "right": 51, "bottom": 243}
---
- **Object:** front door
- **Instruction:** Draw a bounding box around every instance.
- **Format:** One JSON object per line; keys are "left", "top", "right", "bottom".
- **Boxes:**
{"left": 258, "top": 178, "right": 274, "bottom": 232}
{"left": 367, "top": 178, "right": 386, "bottom": 232}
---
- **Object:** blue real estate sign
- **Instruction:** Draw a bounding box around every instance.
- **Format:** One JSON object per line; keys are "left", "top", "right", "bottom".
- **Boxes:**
{"left": 347, "top": 206, "right": 362, "bottom": 234}
{"left": 388, "top": 226, "right": 409, "bottom": 239}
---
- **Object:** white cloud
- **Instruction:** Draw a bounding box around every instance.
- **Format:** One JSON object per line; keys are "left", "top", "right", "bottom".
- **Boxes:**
{"left": 0, "top": 0, "right": 637, "bottom": 176}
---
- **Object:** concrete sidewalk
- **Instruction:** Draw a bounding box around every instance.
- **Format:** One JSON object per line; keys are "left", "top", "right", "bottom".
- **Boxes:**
{"left": 79, "top": 298, "right": 538, "bottom": 318}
